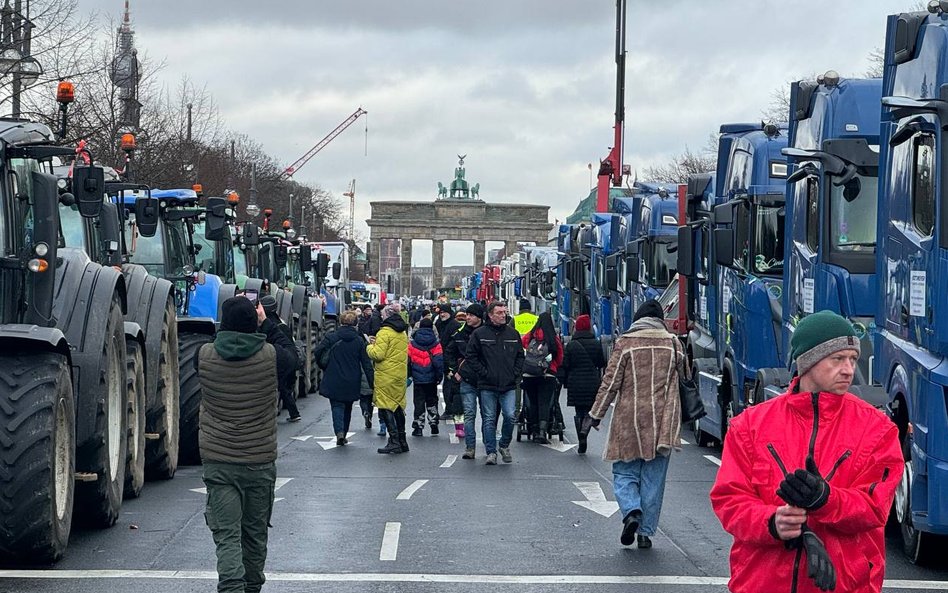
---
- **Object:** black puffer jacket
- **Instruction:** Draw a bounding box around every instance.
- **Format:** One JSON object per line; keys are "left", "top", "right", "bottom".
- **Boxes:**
{"left": 445, "top": 322, "right": 476, "bottom": 385}
{"left": 317, "top": 325, "right": 375, "bottom": 403}
{"left": 559, "top": 330, "right": 606, "bottom": 407}
{"left": 259, "top": 317, "right": 299, "bottom": 398}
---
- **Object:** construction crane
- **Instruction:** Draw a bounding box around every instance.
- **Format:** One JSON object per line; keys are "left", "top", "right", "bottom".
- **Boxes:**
{"left": 342, "top": 179, "right": 356, "bottom": 239}
{"left": 280, "top": 107, "right": 367, "bottom": 181}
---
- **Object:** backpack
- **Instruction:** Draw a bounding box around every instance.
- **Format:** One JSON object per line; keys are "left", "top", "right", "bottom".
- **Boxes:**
{"left": 523, "top": 337, "right": 550, "bottom": 377}
{"left": 317, "top": 334, "right": 340, "bottom": 370}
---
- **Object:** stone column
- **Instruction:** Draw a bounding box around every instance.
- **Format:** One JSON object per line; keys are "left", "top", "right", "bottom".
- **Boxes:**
{"left": 432, "top": 238, "right": 444, "bottom": 294}
{"left": 400, "top": 239, "right": 413, "bottom": 295}
{"left": 473, "top": 240, "right": 486, "bottom": 271}
{"left": 505, "top": 240, "right": 518, "bottom": 258}
{"left": 368, "top": 237, "right": 381, "bottom": 278}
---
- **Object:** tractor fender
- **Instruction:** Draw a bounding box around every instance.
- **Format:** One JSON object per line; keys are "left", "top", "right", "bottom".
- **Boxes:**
{"left": 123, "top": 321, "right": 145, "bottom": 345}
{"left": 177, "top": 317, "right": 217, "bottom": 337}
{"left": 275, "top": 291, "right": 294, "bottom": 333}
{"left": 307, "top": 295, "right": 323, "bottom": 329}
{"left": 120, "top": 263, "right": 174, "bottom": 410}
{"left": 51, "top": 248, "right": 126, "bottom": 450}
{"left": 244, "top": 277, "right": 266, "bottom": 297}
{"left": 216, "top": 283, "right": 239, "bottom": 319}
{"left": 291, "top": 285, "right": 307, "bottom": 317}
{"left": 0, "top": 324, "right": 71, "bottom": 363}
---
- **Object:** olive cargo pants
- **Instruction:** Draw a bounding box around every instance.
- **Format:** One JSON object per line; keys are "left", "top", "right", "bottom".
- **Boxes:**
{"left": 203, "top": 461, "right": 276, "bottom": 593}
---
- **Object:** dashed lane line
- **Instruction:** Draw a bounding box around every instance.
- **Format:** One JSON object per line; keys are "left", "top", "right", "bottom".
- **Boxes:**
{"left": 704, "top": 455, "right": 722, "bottom": 467}
{"left": 1, "top": 571, "right": 945, "bottom": 589}
{"left": 396, "top": 479, "right": 429, "bottom": 500}
{"left": 680, "top": 437, "right": 690, "bottom": 445}
{"left": 440, "top": 454, "right": 458, "bottom": 468}
{"left": 379, "top": 522, "right": 401, "bottom": 561}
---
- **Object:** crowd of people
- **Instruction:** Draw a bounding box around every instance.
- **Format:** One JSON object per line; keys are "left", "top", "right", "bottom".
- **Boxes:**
{"left": 196, "top": 292, "right": 903, "bottom": 593}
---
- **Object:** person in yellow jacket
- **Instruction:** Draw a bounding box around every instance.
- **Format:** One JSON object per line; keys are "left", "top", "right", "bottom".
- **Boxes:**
{"left": 367, "top": 304, "right": 410, "bottom": 454}
{"left": 512, "top": 299, "right": 538, "bottom": 336}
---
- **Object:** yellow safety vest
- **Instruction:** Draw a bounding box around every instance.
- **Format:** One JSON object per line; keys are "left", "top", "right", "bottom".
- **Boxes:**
{"left": 513, "top": 311, "right": 538, "bottom": 336}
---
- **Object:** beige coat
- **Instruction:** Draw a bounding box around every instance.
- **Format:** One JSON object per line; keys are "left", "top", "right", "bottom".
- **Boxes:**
{"left": 589, "top": 320, "right": 682, "bottom": 462}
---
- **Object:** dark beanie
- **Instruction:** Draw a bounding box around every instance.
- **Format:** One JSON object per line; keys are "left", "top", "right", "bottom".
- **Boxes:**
{"left": 260, "top": 294, "right": 278, "bottom": 316}
{"left": 790, "top": 310, "right": 860, "bottom": 376}
{"left": 465, "top": 303, "right": 485, "bottom": 318}
{"left": 436, "top": 303, "right": 453, "bottom": 315}
{"left": 519, "top": 298, "right": 531, "bottom": 311}
{"left": 633, "top": 299, "right": 664, "bottom": 322}
{"left": 221, "top": 296, "right": 258, "bottom": 333}
{"left": 574, "top": 314, "right": 591, "bottom": 332}
{"left": 419, "top": 318, "right": 433, "bottom": 329}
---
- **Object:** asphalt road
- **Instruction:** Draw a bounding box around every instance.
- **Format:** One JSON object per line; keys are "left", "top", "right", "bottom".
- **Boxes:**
{"left": 1, "top": 388, "right": 946, "bottom": 593}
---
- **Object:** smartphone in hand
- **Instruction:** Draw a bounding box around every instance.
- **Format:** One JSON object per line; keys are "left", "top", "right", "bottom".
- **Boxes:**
{"left": 243, "top": 289, "right": 258, "bottom": 304}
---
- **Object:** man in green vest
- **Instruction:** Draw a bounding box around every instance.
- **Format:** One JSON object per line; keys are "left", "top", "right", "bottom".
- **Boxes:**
{"left": 513, "top": 299, "right": 538, "bottom": 336}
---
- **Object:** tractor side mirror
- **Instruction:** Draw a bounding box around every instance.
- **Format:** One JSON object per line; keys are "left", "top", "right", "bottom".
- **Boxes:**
{"left": 316, "top": 253, "right": 330, "bottom": 278}
{"left": 275, "top": 245, "right": 288, "bottom": 267}
{"left": 332, "top": 262, "right": 342, "bottom": 280}
{"left": 299, "top": 245, "right": 312, "bottom": 273}
{"left": 135, "top": 194, "right": 159, "bottom": 237}
{"left": 242, "top": 224, "right": 259, "bottom": 246}
{"left": 72, "top": 165, "right": 105, "bottom": 218}
{"left": 205, "top": 197, "right": 228, "bottom": 241}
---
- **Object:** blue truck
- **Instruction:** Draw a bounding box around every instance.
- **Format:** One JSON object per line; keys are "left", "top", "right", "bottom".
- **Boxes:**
{"left": 871, "top": 5, "right": 948, "bottom": 564}
{"left": 680, "top": 123, "right": 788, "bottom": 445}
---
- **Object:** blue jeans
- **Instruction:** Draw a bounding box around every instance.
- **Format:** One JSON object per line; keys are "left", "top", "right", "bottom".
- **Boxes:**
{"left": 460, "top": 381, "right": 479, "bottom": 450}
{"left": 612, "top": 455, "right": 671, "bottom": 536}
{"left": 478, "top": 389, "right": 516, "bottom": 454}
{"left": 330, "top": 400, "right": 353, "bottom": 435}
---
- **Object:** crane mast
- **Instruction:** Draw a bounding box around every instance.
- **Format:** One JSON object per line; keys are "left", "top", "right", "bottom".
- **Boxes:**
{"left": 280, "top": 107, "right": 367, "bottom": 180}
{"left": 342, "top": 179, "right": 356, "bottom": 239}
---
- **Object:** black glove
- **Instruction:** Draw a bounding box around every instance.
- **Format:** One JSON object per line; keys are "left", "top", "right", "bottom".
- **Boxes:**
{"left": 580, "top": 416, "right": 600, "bottom": 435}
{"left": 799, "top": 527, "right": 836, "bottom": 591}
{"left": 777, "top": 456, "right": 830, "bottom": 510}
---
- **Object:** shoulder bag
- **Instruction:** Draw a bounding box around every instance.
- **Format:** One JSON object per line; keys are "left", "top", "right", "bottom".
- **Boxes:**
{"left": 672, "top": 338, "right": 706, "bottom": 424}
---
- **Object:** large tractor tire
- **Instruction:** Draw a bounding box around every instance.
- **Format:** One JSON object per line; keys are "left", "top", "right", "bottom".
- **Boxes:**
{"left": 297, "top": 309, "right": 313, "bottom": 399}
{"left": 177, "top": 331, "right": 214, "bottom": 466}
{"left": 75, "top": 301, "right": 129, "bottom": 528}
{"left": 123, "top": 340, "right": 146, "bottom": 499}
{"left": 309, "top": 318, "right": 320, "bottom": 393}
{"left": 145, "top": 302, "right": 180, "bottom": 480}
{"left": 0, "top": 353, "right": 75, "bottom": 564}
{"left": 316, "top": 318, "right": 337, "bottom": 391}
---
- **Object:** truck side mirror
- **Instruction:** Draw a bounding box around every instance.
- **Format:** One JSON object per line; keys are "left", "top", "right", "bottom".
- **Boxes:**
{"left": 72, "top": 165, "right": 105, "bottom": 218}
{"left": 344, "top": 290, "right": 352, "bottom": 305}
{"left": 676, "top": 226, "right": 695, "bottom": 277}
{"left": 713, "top": 228, "right": 735, "bottom": 268}
{"left": 299, "top": 245, "right": 312, "bottom": 273}
{"left": 316, "top": 253, "right": 330, "bottom": 278}
{"left": 605, "top": 265, "right": 618, "bottom": 292}
{"left": 332, "top": 262, "right": 341, "bottom": 280}
{"left": 242, "top": 224, "right": 259, "bottom": 246}
{"left": 628, "top": 255, "right": 641, "bottom": 285}
{"left": 204, "top": 197, "right": 228, "bottom": 241}
{"left": 713, "top": 203, "right": 733, "bottom": 225}
{"left": 135, "top": 194, "right": 159, "bottom": 237}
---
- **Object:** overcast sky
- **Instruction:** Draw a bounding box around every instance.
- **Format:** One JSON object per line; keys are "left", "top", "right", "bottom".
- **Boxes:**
{"left": 75, "top": 0, "right": 910, "bottom": 266}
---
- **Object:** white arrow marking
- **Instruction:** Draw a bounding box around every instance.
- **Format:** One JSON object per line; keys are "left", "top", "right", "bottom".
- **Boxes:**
{"left": 440, "top": 454, "right": 458, "bottom": 468}
{"left": 191, "top": 477, "right": 292, "bottom": 498}
{"left": 704, "top": 455, "right": 722, "bottom": 467}
{"left": 680, "top": 438, "right": 690, "bottom": 445}
{"left": 190, "top": 487, "right": 206, "bottom": 495}
{"left": 291, "top": 435, "right": 314, "bottom": 442}
{"left": 571, "top": 482, "right": 619, "bottom": 518}
{"left": 396, "top": 479, "right": 428, "bottom": 500}
{"left": 449, "top": 433, "right": 459, "bottom": 444}
{"left": 315, "top": 432, "right": 356, "bottom": 450}
{"left": 379, "top": 522, "right": 400, "bottom": 561}
{"left": 541, "top": 441, "right": 577, "bottom": 453}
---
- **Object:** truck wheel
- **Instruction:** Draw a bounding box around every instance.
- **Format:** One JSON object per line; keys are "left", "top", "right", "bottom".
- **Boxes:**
{"left": 75, "top": 301, "right": 129, "bottom": 527}
{"left": 693, "top": 417, "right": 715, "bottom": 447}
{"left": 897, "top": 434, "right": 943, "bottom": 565}
{"left": 309, "top": 319, "right": 320, "bottom": 391}
{"left": 298, "top": 310, "right": 313, "bottom": 398}
{"left": 145, "top": 301, "right": 179, "bottom": 480}
{"left": 177, "top": 331, "right": 213, "bottom": 465}
{"left": 123, "top": 339, "right": 146, "bottom": 499}
{"left": 0, "top": 353, "right": 75, "bottom": 564}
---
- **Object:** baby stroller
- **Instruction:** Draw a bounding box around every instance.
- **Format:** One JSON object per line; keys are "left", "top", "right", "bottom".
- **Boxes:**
{"left": 516, "top": 385, "right": 566, "bottom": 443}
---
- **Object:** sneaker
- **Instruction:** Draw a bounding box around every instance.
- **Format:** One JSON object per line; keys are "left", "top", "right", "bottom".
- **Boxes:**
{"left": 637, "top": 534, "right": 652, "bottom": 549}
{"left": 288, "top": 415, "right": 302, "bottom": 423}
{"left": 499, "top": 447, "right": 512, "bottom": 463}
{"left": 335, "top": 432, "right": 347, "bottom": 446}
{"left": 411, "top": 426, "right": 424, "bottom": 437}
{"left": 429, "top": 423, "right": 440, "bottom": 436}
{"left": 364, "top": 415, "right": 372, "bottom": 430}
{"left": 621, "top": 510, "right": 642, "bottom": 546}
{"left": 462, "top": 448, "right": 476, "bottom": 460}
{"left": 485, "top": 453, "right": 497, "bottom": 465}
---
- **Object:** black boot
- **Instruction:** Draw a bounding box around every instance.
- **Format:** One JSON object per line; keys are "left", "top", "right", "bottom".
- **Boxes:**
{"left": 411, "top": 418, "right": 424, "bottom": 437}
{"left": 394, "top": 407, "right": 409, "bottom": 452}
{"left": 575, "top": 417, "right": 587, "bottom": 454}
{"left": 377, "top": 410, "right": 403, "bottom": 454}
{"left": 535, "top": 420, "right": 550, "bottom": 444}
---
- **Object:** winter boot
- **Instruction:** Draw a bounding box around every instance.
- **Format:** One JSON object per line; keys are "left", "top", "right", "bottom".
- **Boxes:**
{"left": 411, "top": 418, "right": 424, "bottom": 437}
{"left": 429, "top": 421, "right": 440, "bottom": 436}
{"left": 455, "top": 422, "right": 465, "bottom": 438}
{"left": 377, "top": 410, "right": 403, "bottom": 454}
{"left": 363, "top": 411, "right": 373, "bottom": 430}
{"left": 394, "top": 407, "right": 409, "bottom": 452}
{"left": 575, "top": 417, "right": 587, "bottom": 454}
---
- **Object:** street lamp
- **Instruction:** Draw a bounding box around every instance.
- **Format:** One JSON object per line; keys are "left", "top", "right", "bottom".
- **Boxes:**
{"left": 1, "top": 0, "right": 43, "bottom": 118}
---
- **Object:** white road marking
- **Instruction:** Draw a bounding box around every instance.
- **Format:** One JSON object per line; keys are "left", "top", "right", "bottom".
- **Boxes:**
{"left": 315, "top": 432, "right": 356, "bottom": 450}
{"left": 449, "top": 433, "right": 459, "bottom": 444}
{"left": 396, "top": 479, "right": 429, "bottom": 500}
{"left": 0, "top": 570, "right": 943, "bottom": 588}
{"left": 571, "top": 482, "right": 619, "bottom": 518}
{"left": 291, "top": 435, "right": 314, "bottom": 442}
{"left": 680, "top": 438, "right": 690, "bottom": 445}
{"left": 440, "top": 455, "right": 458, "bottom": 468}
{"left": 379, "top": 523, "right": 400, "bottom": 561}
{"left": 541, "top": 441, "right": 577, "bottom": 452}
{"left": 191, "top": 477, "right": 292, "bottom": 497}
{"left": 704, "top": 455, "right": 722, "bottom": 467}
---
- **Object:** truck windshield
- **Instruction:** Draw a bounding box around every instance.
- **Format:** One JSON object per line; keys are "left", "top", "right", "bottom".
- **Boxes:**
{"left": 829, "top": 172, "right": 878, "bottom": 253}
{"left": 753, "top": 205, "right": 784, "bottom": 275}
{"left": 645, "top": 239, "right": 676, "bottom": 288}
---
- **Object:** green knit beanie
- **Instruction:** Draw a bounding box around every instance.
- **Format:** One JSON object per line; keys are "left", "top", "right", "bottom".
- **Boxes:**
{"left": 790, "top": 310, "right": 860, "bottom": 376}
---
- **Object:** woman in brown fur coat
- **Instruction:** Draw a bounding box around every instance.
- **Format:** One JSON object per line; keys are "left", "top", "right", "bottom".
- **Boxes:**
{"left": 584, "top": 299, "right": 681, "bottom": 550}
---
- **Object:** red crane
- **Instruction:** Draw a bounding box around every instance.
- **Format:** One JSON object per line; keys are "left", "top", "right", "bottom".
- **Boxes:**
{"left": 596, "top": 0, "right": 627, "bottom": 212}
{"left": 280, "top": 107, "right": 367, "bottom": 180}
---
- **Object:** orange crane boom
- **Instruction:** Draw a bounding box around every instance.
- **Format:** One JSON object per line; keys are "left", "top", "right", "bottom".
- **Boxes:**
{"left": 280, "top": 107, "right": 367, "bottom": 180}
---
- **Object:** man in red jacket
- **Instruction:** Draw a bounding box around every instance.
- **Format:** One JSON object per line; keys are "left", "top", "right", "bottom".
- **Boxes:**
{"left": 710, "top": 310, "right": 903, "bottom": 593}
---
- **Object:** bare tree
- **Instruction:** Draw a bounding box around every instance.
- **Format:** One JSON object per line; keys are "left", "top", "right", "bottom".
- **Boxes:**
{"left": 642, "top": 133, "right": 718, "bottom": 183}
